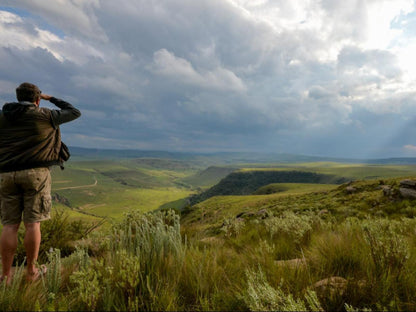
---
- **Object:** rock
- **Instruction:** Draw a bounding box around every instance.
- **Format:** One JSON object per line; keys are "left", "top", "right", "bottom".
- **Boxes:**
{"left": 400, "top": 179, "right": 416, "bottom": 188}
{"left": 52, "top": 193, "right": 71, "bottom": 207}
{"left": 381, "top": 185, "right": 392, "bottom": 197}
{"left": 313, "top": 276, "right": 347, "bottom": 298}
{"left": 236, "top": 211, "right": 255, "bottom": 219}
{"left": 345, "top": 186, "right": 357, "bottom": 194}
{"left": 400, "top": 187, "right": 416, "bottom": 199}
{"left": 275, "top": 258, "right": 307, "bottom": 268}
{"left": 256, "top": 209, "right": 270, "bottom": 219}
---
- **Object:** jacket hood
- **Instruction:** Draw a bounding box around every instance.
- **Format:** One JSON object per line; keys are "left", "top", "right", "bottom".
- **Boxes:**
{"left": 2, "top": 102, "right": 35, "bottom": 121}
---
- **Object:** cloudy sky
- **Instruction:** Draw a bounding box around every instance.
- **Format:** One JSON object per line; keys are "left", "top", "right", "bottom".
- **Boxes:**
{"left": 1, "top": 0, "right": 416, "bottom": 158}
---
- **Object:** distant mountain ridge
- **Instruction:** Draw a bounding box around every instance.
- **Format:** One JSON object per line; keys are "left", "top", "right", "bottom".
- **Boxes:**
{"left": 69, "top": 146, "right": 416, "bottom": 165}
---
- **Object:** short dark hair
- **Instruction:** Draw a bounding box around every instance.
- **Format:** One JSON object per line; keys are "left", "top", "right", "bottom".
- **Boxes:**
{"left": 16, "top": 82, "right": 41, "bottom": 102}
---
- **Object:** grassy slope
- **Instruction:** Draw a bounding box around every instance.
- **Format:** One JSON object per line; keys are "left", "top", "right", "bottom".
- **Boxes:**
{"left": 7, "top": 160, "right": 416, "bottom": 311}
{"left": 178, "top": 173, "right": 416, "bottom": 311}
{"left": 254, "top": 182, "right": 338, "bottom": 194}
{"left": 181, "top": 166, "right": 237, "bottom": 188}
{"left": 51, "top": 158, "right": 196, "bottom": 220}
{"left": 51, "top": 160, "right": 416, "bottom": 221}
{"left": 188, "top": 163, "right": 416, "bottom": 206}
{"left": 181, "top": 176, "right": 414, "bottom": 237}
{"left": 239, "top": 162, "right": 416, "bottom": 179}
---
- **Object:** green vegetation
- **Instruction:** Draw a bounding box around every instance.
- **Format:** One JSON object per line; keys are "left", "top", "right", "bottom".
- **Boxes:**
{"left": 254, "top": 183, "right": 338, "bottom": 195}
{"left": 189, "top": 169, "right": 348, "bottom": 205}
{"left": 50, "top": 158, "right": 197, "bottom": 220}
{"left": 240, "top": 162, "right": 416, "bottom": 180}
{"left": 180, "top": 166, "right": 237, "bottom": 188}
{"left": 3, "top": 187, "right": 416, "bottom": 311}
{"left": 3, "top": 158, "right": 416, "bottom": 310}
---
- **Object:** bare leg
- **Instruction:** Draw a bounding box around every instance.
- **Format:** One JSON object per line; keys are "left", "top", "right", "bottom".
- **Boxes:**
{"left": 0, "top": 223, "right": 20, "bottom": 283}
{"left": 24, "top": 222, "right": 41, "bottom": 277}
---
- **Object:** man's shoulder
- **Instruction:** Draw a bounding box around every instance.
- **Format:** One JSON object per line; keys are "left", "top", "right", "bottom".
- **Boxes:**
{"left": 27, "top": 106, "right": 52, "bottom": 114}
{"left": 38, "top": 106, "right": 52, "bottom": 113}
{"left": 23, "top": 106, "right": 53, "bottom": 122}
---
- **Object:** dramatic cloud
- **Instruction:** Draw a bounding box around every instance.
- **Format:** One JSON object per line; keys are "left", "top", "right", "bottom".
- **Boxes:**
{"left": 150, "top": 49, "right": 246, "bottom": 92}
{"left": 0, "top": 0, "right": 416, "bottom": 158}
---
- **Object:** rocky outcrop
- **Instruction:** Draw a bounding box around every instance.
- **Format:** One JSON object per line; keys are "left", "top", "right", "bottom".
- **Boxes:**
{"left": 381, "top": 185, "right": 393, "bottom": 197}
{"left": 313, "top": 276, "right": 347, "bottom": 298}
{"left": 399, "top": 179, "right": 416, "bottom": 199}
{"left": 52, "top": 193, "right": 71, "bottom": 207}
{"left": 345, "top": 186, "right": 357, "bottom": 194}
{"left": 235, "top": 209, "right": 270, "bottom": 219}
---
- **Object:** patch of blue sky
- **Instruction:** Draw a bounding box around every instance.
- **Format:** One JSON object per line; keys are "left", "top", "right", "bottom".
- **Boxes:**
{"left": 390, "top": 8, "right": 416, "bottom": 37}
{"left": 0, "top": 6, "right": 65, "bottom": 38}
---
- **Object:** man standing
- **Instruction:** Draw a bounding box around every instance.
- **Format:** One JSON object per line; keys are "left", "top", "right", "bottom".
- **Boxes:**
{"left": 0, "top": 82, "right": 81, "bottom": 283}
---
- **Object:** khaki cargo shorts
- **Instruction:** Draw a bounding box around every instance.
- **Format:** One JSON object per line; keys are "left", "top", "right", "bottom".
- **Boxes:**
{"left": 0, "top": 167, "right": 52, "bottom": 225}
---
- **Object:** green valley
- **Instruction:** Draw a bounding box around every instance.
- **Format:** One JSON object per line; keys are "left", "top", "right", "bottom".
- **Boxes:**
{"left": 4, "top": 151, "right": 416, "bottom": 311}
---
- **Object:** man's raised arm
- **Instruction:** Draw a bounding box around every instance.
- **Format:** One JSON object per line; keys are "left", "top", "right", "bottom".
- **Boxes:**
{"left": 41, "top": 93, "right": 81, "bottom": 127}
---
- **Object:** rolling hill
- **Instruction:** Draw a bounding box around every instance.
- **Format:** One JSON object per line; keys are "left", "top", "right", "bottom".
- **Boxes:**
{"left": 188, "top": 169, "right": 348, "bottom": 205}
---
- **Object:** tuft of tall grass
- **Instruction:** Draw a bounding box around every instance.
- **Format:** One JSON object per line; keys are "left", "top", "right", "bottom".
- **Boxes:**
{"left": 0, "top": 262, "right": 25, "bottom": 311}
{"left": 306, "top": 218, "right": 369, "bottom": 278}
{"left": 178, "top": 244, "right": 248, "bottom": 310}
{"left": 13, "top": 208, "right": 104, "bottom": 264}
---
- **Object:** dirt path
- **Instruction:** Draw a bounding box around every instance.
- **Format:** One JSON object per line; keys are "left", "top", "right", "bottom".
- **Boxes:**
{"left": 54, "top": 177, "right": 98, "bottom": 190}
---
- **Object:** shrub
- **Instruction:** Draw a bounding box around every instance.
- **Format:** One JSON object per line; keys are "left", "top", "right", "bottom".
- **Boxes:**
{"left": 69, "top": 209, "right": 185, "bottom": 311}
{"left": 221, "top": 217, "right": 245, "bottom": 237}
{"left": 243, "top": 266, "right": 322, "bottom": 311}
{"left": 264, "top": 211, "right": 312, "bottom": 245}
{"left": 361, "top": 218, "right": 409, "bottom": 276}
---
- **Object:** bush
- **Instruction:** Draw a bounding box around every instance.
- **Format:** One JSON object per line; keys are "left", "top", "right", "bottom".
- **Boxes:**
{"left": 243, "top": 266, "right": 322, "bottom": 311}
{"left": 361, "top": 218, "right": 409, "bottom": 276}
{"left": 264, "top": 211, "right": 312, "bottom": 246}
{"left": 69, "top": 209, "right": 185, "bottom": 311}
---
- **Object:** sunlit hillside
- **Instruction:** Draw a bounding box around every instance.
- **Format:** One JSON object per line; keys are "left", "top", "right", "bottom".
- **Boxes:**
{"left": 3, "top": 154, "right": 416, "bottom": 311}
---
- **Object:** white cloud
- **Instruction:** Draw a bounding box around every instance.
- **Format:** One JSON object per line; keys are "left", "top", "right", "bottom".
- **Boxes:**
{"left": 2, "top": 0, "right": 106, "bottom": 41}
{"left": 0, "top": 10, "right": 22, "bottom": 23}
{"left": 150, "top": 49, "right": 246, "bottom": 92}
{"left": 0, "top": 8, "right": 104, "bottom": 64}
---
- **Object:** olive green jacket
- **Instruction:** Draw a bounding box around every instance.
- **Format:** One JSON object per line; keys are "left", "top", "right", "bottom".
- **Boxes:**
{"left": 0, "top": 97, "right": 81, "bottom": 173}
